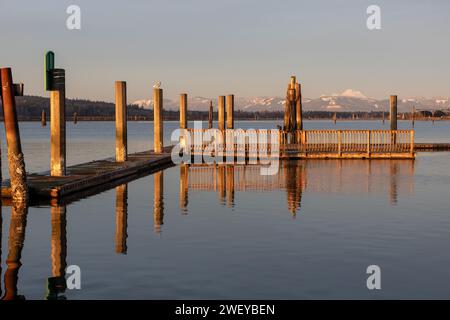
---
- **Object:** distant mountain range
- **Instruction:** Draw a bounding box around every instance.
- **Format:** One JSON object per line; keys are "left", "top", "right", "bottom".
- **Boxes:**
{"left": 132, "top": 89, "right": 450, "bottom": 112}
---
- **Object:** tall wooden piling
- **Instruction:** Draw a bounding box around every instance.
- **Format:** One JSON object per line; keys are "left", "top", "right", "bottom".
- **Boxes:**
{"left": 208, "top": 101, "right": 213, "bottom": 129}
{"left": 153, "top": 88, "right": 163, "bottom": 153}
{"left": 390, "top": 95, "right": 398, "bottom": 131}
{"left": 218, "top": 96, "right": 226, "bottom": 131}
{"left": 41, "top": 109, "right": 47, "bottom": 127}
{"left": 50, "top": 78, "right": 66, "bottom": 176}
{"left": 180, "top": 93, "right": 187, "bottom": 129}
{"left": 226, "top": 94, "right": 234, "bottom": 129}
{"left": 412, "top": 106, "right": 415, "bottom": 128}
{"left": 0, "top": 68, "right": 28, "bottom": 202}
{"left": 73, "top": 112, "right": 78, "bottom": 124}
{"left": 115, "top": 81, "right": 127, "bottom": 162}
{"left": 295, "top": 82, "right": 303, "bottom": 131}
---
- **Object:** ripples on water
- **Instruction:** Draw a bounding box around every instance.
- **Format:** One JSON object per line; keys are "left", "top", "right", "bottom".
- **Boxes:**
{"left": 1, "top": 121, "right": 450, "bottom": 299}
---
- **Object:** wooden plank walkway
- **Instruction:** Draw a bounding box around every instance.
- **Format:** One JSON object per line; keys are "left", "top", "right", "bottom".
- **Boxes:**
{"left": 1, "top": 146, "right": 174, "bottom": 201}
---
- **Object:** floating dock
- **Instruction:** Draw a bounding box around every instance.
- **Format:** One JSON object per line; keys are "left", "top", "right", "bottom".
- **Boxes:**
{"left": 1, "top": 147, "right": 174, "bottom": 201}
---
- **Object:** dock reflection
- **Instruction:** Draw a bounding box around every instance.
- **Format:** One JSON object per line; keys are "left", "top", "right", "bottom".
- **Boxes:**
{"left": 47, "top": 205, "right": 67, "bottom": 300}
{"left": 1, "top": 202, "right": 28, "bottom": 300}
{"left": 181, "top": 160, "right": 415, "bottom": 215}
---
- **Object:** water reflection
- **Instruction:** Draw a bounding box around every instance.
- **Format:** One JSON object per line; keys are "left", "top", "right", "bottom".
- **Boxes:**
{"left": 1, "top": 201, "right": 28, "bottom": 300}
{"left": 153, "top": 171, "right": 164, "bottom": 234}
{"left": 47, "top": 205, "right": 67, "bottom": 300}
{"left": 115, "top": 185, "right": 128, "bottom": 254}
{"left": 182, "top": 160, "right": 415, "bottom": 215}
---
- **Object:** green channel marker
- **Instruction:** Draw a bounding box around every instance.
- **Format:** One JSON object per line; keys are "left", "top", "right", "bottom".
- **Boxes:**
{"left": 45, "top": 51, "right": 55, "bottom": 91}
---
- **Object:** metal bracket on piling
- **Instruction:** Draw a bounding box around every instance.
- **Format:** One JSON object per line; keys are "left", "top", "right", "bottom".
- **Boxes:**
{"left": 0, "top": 83, "right": 24, "bottom": 97}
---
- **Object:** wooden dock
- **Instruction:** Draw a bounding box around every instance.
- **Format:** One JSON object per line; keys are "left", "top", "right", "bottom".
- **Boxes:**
{"left": 1, "top": 147, "right": 174, "bottom": 201}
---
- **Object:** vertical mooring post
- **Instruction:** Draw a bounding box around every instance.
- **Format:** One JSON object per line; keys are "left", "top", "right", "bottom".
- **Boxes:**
{"left": 208, "top": 101, "right": 213, "bottom": 129}
{"left": 0, "top": 68, "right": 28, "bottom": 202}
{"left": 46, "top": 52, "right": 66, "bottom": 176}
{"left": 412, "top": 106, "right": 415, "bottom": 128}
{"left": 180, "top": 93, "right": 187, "bottom": 129}
{"left": 390, "top": 95, "right": 398, "bottom": 145}
{"left": 41, "top": 109, "right": 47, "bottom": 127}
{"left": 50, "top": 87, "right": 66, "bottom": 176}
{"left": 226, "top": 94, "right": 234, "bottom": 129}
{"left": 295, "top": 82, "right": 303, "bottom": 131}
{"left": 115, "top": 81, "right": 127, "bottom": 162}
{"left": 73, "top": 112, "right": 78, "bottom": 124}
{"left": 153, "top": 88, "right": 163, "bottom": 153}
{"left": 218, "top": 96, "right": 226, "bottom": 131}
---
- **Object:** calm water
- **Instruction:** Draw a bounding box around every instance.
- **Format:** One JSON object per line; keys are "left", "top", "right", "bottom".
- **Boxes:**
{"left": 1, "top": 120, "right": 450, "bottom": 299}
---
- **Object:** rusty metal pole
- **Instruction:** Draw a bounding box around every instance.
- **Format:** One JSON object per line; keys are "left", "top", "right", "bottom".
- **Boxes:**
{"left": 115, "top": 81, "right": 127, "bottom": 162}
{"left": 0, "top": 68, "right": 28, "bottom": 203}
{"left": 153, "top": 88, "right": 163, "bottom": 153}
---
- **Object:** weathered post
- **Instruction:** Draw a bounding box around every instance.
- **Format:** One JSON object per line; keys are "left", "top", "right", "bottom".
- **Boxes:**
{"left": 412, "top": 106, "right": 415, "bottom": 128}
{"left": 208, "top": 101, "right": 213, "bottom": 129}
{"left": 46, "top": 52, "right": 66, "bottom": 176}
{"left": 73, "top": 112, "right": 78, "bottom": 124}
{"left": 295, "top": 82, "right": 303, "bottom": 134}
{"left": 115, "top": 81, "right": 127, "bottom": 162}
{"left": 180, "top": 93, "right": 187, "bottom": 129}
{"left": 390, "top": 95, "right": 398, "bottom": 130}
{"left": 153, "top": 88, "right": 163, "bottom": 153}
{"left": 218, "top": 96, "right": 225, "bottom": 131}
{"left": 390, "top": 95, "right": 398, "bottom": 145}
{"left": 226, "top": 94, "right": 234, "bottom": 129}
{"left": 0, "top": 68, "right": 28, "bottom": 202}
{"left": 41, "top": 109, "right": 47, "bottom": 127}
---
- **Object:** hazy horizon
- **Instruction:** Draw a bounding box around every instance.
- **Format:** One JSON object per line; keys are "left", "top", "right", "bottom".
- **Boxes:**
{"left": 1, "top": 0, "right": 450, "bottom": 102}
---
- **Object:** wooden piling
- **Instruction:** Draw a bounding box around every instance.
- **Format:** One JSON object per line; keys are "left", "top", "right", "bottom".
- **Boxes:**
{"left": 390, "top": 95, "right": 398, "bottom": 131}
{"left": 218, "top": 96, "right": 225, "bottom": 131}
{"left": 180, "top": 93, "right": 187, "bottom": 129}
{"left": 0, "top": 68, "right": 28, "bottom": 202}
{"left": 226, "top": 94, "right": 234, "bottom": 129}
{"left": 153, "top": 88, "right": 163, "bottom": 153}
{"left": 73, "top": 112, "right": 78, "bottom": 124}
{"left": 295, "top": 83, "right": 303, "bottom": 131}
{"left": 115, "top": 81, "right": 127, "bottom": 162}
{"left": 41, "top": 109, "right": 47, "bottom": 127}
{"left": 412, "top": 106, "right": 415, "bottom": 128}
{"left": 50, "top": 78, "right": 66, "bottom": 176}
{"left": 208, "top": 101, "right": 213, "bottom": 129}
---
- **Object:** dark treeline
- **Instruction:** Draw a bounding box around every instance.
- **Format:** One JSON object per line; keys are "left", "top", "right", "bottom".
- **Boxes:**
{"left": 0, "top": 95, "right": 447, "bottom": 121}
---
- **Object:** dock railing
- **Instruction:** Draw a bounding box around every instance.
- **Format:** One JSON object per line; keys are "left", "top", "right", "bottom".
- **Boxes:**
{"left": 185, "top": 129, "right": 415, "bottom": 158}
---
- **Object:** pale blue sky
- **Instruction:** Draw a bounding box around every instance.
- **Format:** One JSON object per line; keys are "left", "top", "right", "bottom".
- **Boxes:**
{"left": 1, "top": 0, "right": 449, "bottom": 102}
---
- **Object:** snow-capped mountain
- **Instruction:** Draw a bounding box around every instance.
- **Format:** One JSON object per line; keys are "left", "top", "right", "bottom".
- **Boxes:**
{"left": 132, "top": 90, "right": 450, "bottom": 112}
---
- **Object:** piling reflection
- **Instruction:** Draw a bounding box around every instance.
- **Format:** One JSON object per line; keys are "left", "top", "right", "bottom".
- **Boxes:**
{"left": 115, "top": 184, "right": 128, "bottom": 254}
{"left": 47, "top": 205, "right": 67, "bottom": 300}
{"left": 153, "top": 171, "right": 164, "bottom": 234}
{"left": 182, "top": 160, "right": 415, "bottom": 215}
{"left": 179, "top": 165, "right": 189, "bottom": 214}
{"left": 1, "top": 201, "right": 28, "bottom": 300}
